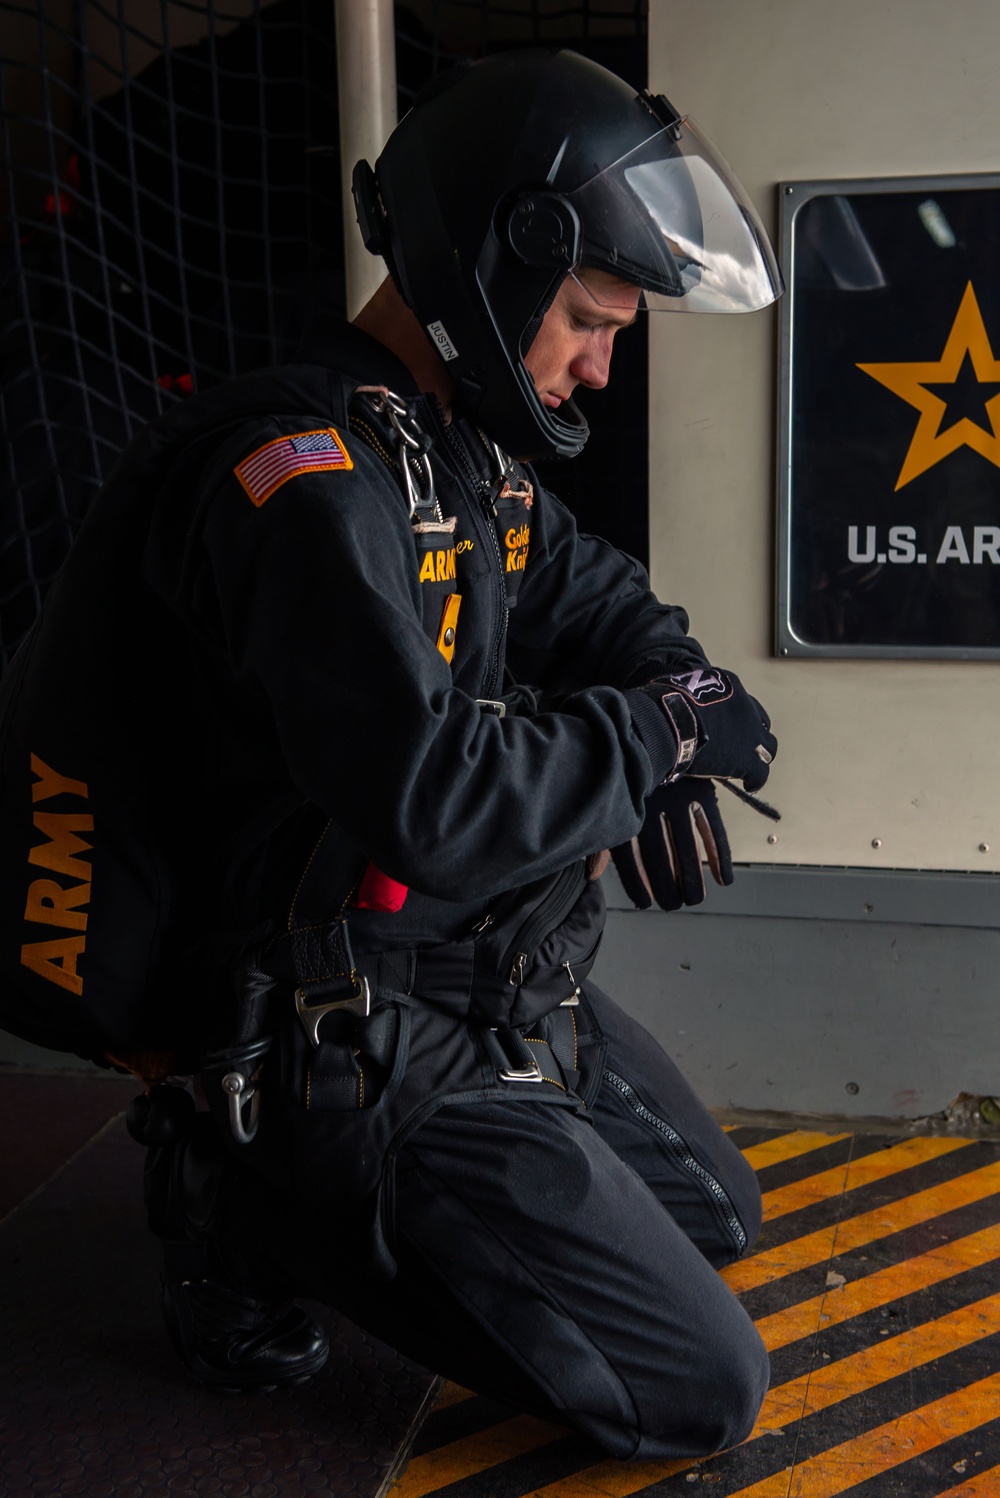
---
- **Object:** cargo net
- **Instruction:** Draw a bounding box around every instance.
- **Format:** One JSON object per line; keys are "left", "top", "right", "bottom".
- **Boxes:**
{"left": 1, "top": 0, "right": 647, "bottom": 671}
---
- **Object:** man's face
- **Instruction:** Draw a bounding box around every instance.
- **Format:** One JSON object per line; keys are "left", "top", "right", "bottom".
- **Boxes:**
{"left": 523, "top": 268, "right": 640, "bottom": 411}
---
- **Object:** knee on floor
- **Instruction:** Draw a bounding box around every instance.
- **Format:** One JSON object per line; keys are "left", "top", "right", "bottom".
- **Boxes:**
{"left": 625, "top": 1322, "right": 770, "bottom": 1462}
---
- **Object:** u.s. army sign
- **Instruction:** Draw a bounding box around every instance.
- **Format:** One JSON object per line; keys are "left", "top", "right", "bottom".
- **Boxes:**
{"left": 778, "top": 175, "right": 1000, "bottom": 658}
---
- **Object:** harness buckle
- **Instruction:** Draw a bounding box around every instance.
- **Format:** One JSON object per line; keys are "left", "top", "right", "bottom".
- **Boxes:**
{"left": 295, "top": 974, "right": 372, "bottom": 1048}
{"left": 360, "top": 387, "right": 440, "bottom": 522}
{"left": 490, "top": 1025, "right": 544, "bottom": 1083}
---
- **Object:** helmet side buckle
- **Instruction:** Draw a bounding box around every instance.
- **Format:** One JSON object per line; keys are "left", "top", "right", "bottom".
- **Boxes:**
{"left": 507, "top": 193, "right": 581, "bottom": 269}
{"left": 352, "top": 159, "right": 388, "bottom": 257}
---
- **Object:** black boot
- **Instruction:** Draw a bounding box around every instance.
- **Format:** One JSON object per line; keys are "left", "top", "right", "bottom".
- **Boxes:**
{"left": 159, "top": 1277, "right": 329, "bottom": 1393}
{"left": 129, "top": 1084, "right": 329, "bottom": 1392}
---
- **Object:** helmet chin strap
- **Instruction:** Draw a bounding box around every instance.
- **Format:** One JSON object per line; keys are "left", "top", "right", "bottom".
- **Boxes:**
{"left": 519, "top": 274, "right": 565, "bottom": 360}
{"left": 520, "top": 309, "right": 547, "bottom": 357}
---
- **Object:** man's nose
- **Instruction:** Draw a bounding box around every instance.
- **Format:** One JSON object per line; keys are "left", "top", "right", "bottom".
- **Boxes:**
{"left": 570, "top": 332, "right": 615, "bottom": 391}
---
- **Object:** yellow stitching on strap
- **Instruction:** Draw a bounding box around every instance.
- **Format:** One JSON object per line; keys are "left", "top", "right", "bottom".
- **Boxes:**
{"left": 524, "top": 1038, "right": 567, "bottom": 1091}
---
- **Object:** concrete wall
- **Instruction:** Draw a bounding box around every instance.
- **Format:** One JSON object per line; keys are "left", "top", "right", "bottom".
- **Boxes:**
{"left": 646, "top": 0, "right": 1000, "bottom": 872}
{"left": 594, "top": 864, "right": 1000, "bottom": 1121}
{"left": 604, "top": 1, "right": 1000, "bottom": 1121}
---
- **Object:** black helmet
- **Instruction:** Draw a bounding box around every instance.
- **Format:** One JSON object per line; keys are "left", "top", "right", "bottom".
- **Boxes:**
{"left": 353, "top": 49, "right": 783, "bottom": 461}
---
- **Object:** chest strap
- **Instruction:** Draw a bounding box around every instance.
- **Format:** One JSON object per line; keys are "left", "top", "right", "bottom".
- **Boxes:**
{"left": 349, "top": 385, "right": 441, "bottom": 523}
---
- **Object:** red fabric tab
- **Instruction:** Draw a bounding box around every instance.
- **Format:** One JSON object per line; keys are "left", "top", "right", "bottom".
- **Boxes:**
{"left": 352, "top": 862, "right": 409, "bottom": 913}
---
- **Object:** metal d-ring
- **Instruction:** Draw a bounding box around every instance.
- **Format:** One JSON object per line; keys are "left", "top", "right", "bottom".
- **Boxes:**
{"left": 221, "top": 1066, "right": 262, "bottom": 1145}
{"left": 295, "top": 974, "right": 372, "bottom": 1049}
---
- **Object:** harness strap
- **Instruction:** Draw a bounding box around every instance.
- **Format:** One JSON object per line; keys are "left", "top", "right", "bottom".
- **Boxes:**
{"left": 350, "top": 944, "right": 584, "bottom": 1092}
{"left": 348, "top": 385, "right": 441, "bottom": 523}
{"left": 353, "top": 938, "right": 585, "bottom": 1030}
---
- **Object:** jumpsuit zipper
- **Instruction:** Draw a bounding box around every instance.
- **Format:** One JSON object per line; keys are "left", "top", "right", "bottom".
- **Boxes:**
{"left": 602, "top": 1069, "right": 748, "bottom": 1253}
{"left": 498, "top": 862, "right": 588, "bottom": 985}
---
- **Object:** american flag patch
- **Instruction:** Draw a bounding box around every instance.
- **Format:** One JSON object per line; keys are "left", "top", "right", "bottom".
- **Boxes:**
{"left": 234, "top": 427, "right": 353, "bottom": 506}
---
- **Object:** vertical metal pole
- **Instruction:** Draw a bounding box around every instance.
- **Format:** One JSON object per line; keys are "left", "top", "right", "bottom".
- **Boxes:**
{"left": 335, "top": 0, "right": 397, "bottom": 318}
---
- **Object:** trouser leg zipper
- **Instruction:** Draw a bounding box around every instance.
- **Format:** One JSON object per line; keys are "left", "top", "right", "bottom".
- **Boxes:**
{"left": 603, "top": 1069, "right": 748, "bottom": 1253}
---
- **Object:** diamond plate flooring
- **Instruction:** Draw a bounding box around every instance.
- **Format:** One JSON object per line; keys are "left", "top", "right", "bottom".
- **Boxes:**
{"left": 0, "top": 1071, "right": 436, "bottom": 1498}
{"left": 388, "top": 1126, "right": 1000, "bottom": 1498}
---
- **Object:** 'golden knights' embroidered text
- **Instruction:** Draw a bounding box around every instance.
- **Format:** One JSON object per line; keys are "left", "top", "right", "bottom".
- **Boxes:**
{"left": 506, "top": 524, "right": 530, "bottom": 573}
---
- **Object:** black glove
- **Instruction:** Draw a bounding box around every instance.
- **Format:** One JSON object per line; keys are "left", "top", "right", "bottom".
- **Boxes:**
{"left": 630, "top": 667, "right": 776, "bottom": 793}
{"left": 611, "top": 777, "right": 733, "bottom": 911}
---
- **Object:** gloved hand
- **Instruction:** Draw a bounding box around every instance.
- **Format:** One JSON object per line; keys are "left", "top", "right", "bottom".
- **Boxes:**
{"left": 610, "top": 777, "right": 733, "bottom": 911}
{"left": 629, "top": 667, "right": 776, "bottom": 792}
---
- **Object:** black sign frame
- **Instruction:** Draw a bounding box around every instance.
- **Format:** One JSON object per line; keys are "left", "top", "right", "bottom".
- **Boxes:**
{"left": 777, "top": 173, "right": 1000, "bottom": 659}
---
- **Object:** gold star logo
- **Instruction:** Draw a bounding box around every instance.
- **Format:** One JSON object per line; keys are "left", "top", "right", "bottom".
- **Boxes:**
{"left": 857, "top": 281, "right": 1000, "bottom": 490}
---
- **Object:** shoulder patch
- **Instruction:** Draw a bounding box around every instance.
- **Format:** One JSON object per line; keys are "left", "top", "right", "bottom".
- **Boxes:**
{"left": 234, "top": 427, "right": 353, "bottom": 506}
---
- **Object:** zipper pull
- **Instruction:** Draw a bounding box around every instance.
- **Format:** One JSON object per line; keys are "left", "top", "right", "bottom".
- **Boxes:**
{"left": 509, "top": 951, "right": 527, "bottom": 987}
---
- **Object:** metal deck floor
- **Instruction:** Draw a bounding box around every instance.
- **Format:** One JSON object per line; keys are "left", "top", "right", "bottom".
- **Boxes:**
{"left": 4, "top": 1081, "right": 1000, "bottom": 1497}
{"left": 0, "top": 1072, "right": 435, "bottom": 1498}
{"left": 390, "top": 1126, "right": 1000, "bottom": 1498}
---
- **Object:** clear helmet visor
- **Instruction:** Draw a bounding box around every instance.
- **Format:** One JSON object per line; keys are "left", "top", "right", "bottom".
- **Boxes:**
{"left": 565, "top": 115, "right": 783, "bottom": 314}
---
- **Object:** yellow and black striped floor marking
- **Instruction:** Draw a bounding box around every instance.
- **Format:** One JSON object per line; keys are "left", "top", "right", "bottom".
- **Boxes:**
{"left": 386, "top": 1126, "right": 1000, "bottom": 1498}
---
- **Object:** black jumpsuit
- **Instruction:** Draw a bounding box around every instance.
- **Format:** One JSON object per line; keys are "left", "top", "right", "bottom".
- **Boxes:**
{"left": 36, "top": 317, "right": 771, "bottom": 1458}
